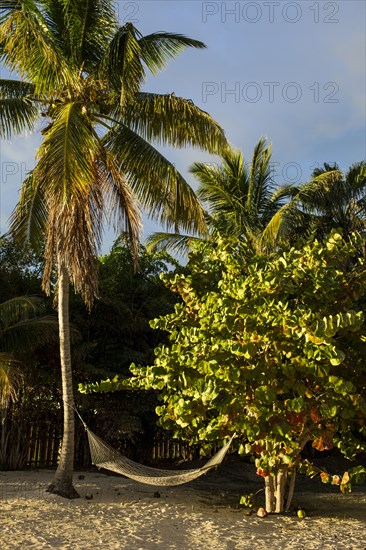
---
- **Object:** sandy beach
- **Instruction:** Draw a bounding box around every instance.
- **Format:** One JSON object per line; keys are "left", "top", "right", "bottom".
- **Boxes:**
{"left": 1, "top": 456, "right": 366, "bottom": 550}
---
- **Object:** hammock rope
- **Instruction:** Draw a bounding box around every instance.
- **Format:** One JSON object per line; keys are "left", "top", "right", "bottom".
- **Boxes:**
{"left": 73, "top": 407, "right": 235, "bottom": 486}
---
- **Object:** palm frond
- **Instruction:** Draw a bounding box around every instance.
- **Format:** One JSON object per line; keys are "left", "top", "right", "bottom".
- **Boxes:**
{"left": 248, "top": 138, "right": 268, "bottom": 191}
{"left": 195, "top": 167, "right": 241, "bottom": 219}
{"left": 97, "top": 149, "right": 142, "bottom": 267}
{"left": 55, "top": 0, "right": 116, "bottom": 67}
{"left": 42, "top": 190, "right": 104, "bottom": 308}
{"left": 260, "top": 201, "right": 296, "bottom": 247}
{"left": 0, "top": 354, "right": 22, "bottom": 407}
{"left": 138, "top": 31, "right": 206, "bottom": 75}
{"left": 221, "top": 148, "right": 245, "bottom": 187}
{"left": 104, "top": 125, "right": 206, "bottom": 235}
{"left": 36, "top": 105, "right": 114, "bottom": 304}
{"left": 192, "top": 150, "right": 251, "bottom": 237}
{"left": 0, "top": 296, "right": 45, "bottom": 328}
{"left": 36, "top": 102, "right": 100, "bottom": 204}
{"left": 190, "top": 161, "right": 223, "bottom": 196}
{"left": 262, "top": 184, "right": 299, "bottom": 225}
{"left": 34, "top": 0, "right": 67, "bottom": 45}
{"left": 260, "top": 170, "right": 344, "bottom": 242}
{"left": 260, "top": 197, "right": 314, "bottom": 248}
{"left": 0, "top": 0, "right": 21, "bottom": 23}
{"left": 1, "top": 315, "right": 59, "bottom": 353}
{"left": 41, "top": 138, "right": 141, "bottom": 307}
{"left": 295, "top": 170, "right": 343, "bottom": 209}
{"left": 0, "top": 0, "right": 78, "bottom": 95}
{"left": 0, "top": 78, "right": 38, "bottom": 138}
{"left": 100, "top": 23, "right": 145, "bottom": 106}
{"left": 247, "top": 138, "right": 274, "bottom": 222}
{"left": 193, "top": 150, "right": 248, "bottom": 215}
{"left": 9, "top": 170, "right": 47, "bottom": 252}
{"left": 267, "top": 184, "right": 299, "bottom": 203}
{"left": 122, "top": 92, "right": 227, "bottom": 153}
{"left": 145, "top": 231, "right": 204, "bottom": 255}
{"left": 345, "top": 161, "right": 366, "bottom": 195}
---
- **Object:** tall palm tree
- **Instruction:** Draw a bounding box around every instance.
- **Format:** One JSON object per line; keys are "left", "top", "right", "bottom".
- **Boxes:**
{"left": 147, "top": 138, "right": 295, "bottom": 254}
{"left": 0, "top": 1, "right": 227, "bottom": 497}
{"left": 261, "top": 161, "right": 366, "bottom": 246}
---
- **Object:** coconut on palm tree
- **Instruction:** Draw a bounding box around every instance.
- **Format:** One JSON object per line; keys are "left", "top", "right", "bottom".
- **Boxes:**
{"left": 0, "top": 0, "right": 227, "bottom": 497}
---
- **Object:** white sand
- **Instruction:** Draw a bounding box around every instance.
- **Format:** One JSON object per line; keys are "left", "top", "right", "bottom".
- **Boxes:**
{"left": 1, "top": 468, "right": 365, "bottom": 549}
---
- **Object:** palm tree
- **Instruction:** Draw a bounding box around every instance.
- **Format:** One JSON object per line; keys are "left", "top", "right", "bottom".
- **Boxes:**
{"left": 147, "top": 138, "right": 295, "bottom": 254}
{"left": 0, "top": 1, "right": 226, "bottom": 497}
{"left": 261, "top": 161, "right": 366, "bottom": 246}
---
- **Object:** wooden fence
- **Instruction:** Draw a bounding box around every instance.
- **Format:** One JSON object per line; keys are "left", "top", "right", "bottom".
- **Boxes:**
{"left": 0, "top": 419, "right": 208, "bottom": 470}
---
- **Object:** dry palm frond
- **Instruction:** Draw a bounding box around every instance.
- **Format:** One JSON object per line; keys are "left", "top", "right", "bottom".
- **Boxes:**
{"left": 0, "top": 355, "right": 22, "bottom": 408}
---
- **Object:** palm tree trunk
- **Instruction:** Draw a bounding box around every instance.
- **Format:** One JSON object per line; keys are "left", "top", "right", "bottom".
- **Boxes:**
{"left": 47, "top": 261, "right": 79, "bottom": 498}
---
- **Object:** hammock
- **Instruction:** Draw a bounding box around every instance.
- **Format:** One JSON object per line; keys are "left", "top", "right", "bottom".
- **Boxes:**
{"left": 83, "top": 423, "right": 235, "bottom": 487}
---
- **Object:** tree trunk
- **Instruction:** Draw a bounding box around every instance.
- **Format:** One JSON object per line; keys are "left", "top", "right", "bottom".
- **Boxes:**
{"left": 47, "top": 263, "right": 79, "bottom": 499}
{"left": 275, "top": 465, "right": 288, "bottom": 513}
{"left": 283, "top": 432, "right": 311, "bottom": 512}
{"left": 285, "top": 467, "right": 297, "bottom": 512}
{"left": 265, "top": 474, "right": 275, "bottom": 513}
{"left": 0, "top": 406, "right": 8, "bottom": 468}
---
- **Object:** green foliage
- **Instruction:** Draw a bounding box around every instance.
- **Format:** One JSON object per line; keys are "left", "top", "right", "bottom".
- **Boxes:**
{"left": 78, "top": 375, "right": 122, "bottom": 395}
{"left": 239, "top": 493, "right": 254, "bottom": 508}
{"left": 262, "top": 161, "right": 366, "bottom": 246}
{"left": 146, "top": 138, "right": 296, "bottom": 255}
{"left": 127, "top": 231, "right": 366, "bottom": 488}
{"left": 0, "top": 237, "right": 43, "bottom": 301}
{"left": 0, "top": 236, "right": 177, "bottom": 441}
{"left": 0, "top": 295, "right": 58, "bottom": 408}
{"left": 77, "top": 239, "right": 180, "bottom": 434}
{"left": 0, "top": 240, "right": 58, "bottom": 412}
{"left": 3, "top": 3, "right": 227, "bottom": 308}
{"left": 75, "top": 238, "right": 178, "bottom": 381}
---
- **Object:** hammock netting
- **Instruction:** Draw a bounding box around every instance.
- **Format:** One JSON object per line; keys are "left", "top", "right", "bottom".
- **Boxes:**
{"left": 86, "top": 427, "right": 234, "bottom": 486}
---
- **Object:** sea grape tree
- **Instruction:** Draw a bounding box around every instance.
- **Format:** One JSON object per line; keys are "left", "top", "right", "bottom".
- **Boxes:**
{"left": 124, "top": 233, "right": 366, "bottom": 512}
{"left": 84, "top": 232, "right": 366, "bottom": 512}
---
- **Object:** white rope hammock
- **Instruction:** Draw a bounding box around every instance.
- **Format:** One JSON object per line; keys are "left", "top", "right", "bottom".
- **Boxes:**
{"left": 83, "top": 423, "right": 235, "bottom": 487}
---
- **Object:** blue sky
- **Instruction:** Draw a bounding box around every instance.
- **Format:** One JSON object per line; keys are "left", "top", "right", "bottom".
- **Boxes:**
{"left": 1, "top": 0, "right": 365, "bottom": 252}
